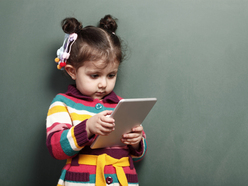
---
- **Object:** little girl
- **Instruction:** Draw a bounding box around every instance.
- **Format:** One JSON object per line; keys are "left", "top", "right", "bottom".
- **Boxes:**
{"left": 46, "top": 15, "right": 147, "bottom": 186}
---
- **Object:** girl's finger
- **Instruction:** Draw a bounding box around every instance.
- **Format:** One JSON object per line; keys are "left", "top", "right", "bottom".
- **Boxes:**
{"left": 101, "top": 110, "right": 113, "bottom": 116}
{"left": 123, "top": 133, "right": 141, "bottom": 139}
{"left": 99, "top": 114, "right": 115, "bottom": 123}
{"left": 132, "top": 125, "right": 143, "bottom": 132}
{"left": 96, "top": 125, "right": 115, "bottom": 136}
{"left": 101, "top": 116, "right": 115, "bottom": 124}
{"left": 122, "top": 138, "right": 140, "bottom": 145}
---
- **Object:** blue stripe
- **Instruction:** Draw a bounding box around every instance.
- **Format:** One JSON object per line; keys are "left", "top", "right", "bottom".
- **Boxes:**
{"left": 59, "top": 169, "right": 67, "bottom": 180}
{"left": 60, "top": 130, "right": 78, "bottom": 156}
{"left": 52, "top": 94, "right": 115, "bottom": 114}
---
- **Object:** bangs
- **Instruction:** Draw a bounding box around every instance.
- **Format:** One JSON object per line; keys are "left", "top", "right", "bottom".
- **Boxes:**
{"left": 79, "top": 44, "right": 117, "bottom": 63}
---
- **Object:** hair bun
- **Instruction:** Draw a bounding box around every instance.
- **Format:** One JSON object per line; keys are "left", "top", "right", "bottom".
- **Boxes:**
{"left": 61, "top": 17, "right": 83, "bottom": 34}
{"left": 99, "top": 15, "right": 118, "bottom": 33}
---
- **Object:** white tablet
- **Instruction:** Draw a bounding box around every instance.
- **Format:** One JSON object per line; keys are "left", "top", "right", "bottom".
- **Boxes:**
{"left": 90, "top": 98, "right": 157, "bottom": 149}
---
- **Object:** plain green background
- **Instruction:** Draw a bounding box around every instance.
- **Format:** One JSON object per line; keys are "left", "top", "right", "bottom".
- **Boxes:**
{"left": 1, "top": 0, "right": 248, "bottom": 185}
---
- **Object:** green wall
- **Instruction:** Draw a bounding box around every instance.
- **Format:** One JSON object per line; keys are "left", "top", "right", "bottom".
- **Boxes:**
{"left": 1, "top": 0, "right": 248, "bottom": 185}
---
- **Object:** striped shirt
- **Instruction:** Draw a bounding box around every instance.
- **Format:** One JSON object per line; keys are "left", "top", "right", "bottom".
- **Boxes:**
{"left": 46, "top": 85, "right": 147, "bottom": 186}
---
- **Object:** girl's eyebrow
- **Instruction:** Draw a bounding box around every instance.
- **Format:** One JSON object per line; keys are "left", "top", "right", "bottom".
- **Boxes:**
{"left": 86, "top": 70, "right": 101, "bottom": 74}
{"left": 110, "top": 69, "right": 118, "bottom": 72}
{"left": 110, "top": 70, "right": 118, "bottom": 74}
{"left": 85, "top": 66, "right": 119, "bottom": 74}
{"left": 85, "top": 67, "right": 101, "bottom": 72}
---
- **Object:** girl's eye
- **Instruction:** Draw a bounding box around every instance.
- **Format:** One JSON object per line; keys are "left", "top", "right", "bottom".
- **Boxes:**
{"left": 108, "top": 74, "right": 116, "bottom": 78}
{"left": 90, "top": 74, "right": 99, "bottom": 79}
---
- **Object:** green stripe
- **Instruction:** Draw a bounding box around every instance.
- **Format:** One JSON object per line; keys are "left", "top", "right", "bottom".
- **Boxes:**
{"left": 52, "top": 94, "right": 114, "bottom": 114}
{"left": 60, "top": 130, "right": 77, "bottom": 156}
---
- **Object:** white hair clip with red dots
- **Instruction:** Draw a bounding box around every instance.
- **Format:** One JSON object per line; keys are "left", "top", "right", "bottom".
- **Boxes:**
{"left": 54, "top": 33, "right": 78, "bottom": 70}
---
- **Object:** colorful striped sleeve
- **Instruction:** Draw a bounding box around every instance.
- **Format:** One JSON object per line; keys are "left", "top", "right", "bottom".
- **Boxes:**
{"left": 46, "top": 95, "right": 91, "bottom": 160}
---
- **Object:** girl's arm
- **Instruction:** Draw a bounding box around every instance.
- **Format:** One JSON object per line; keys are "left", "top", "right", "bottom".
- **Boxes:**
{"left": 46, "top": 96, "right": 92, "bottom": 160}
{"left": 122, "top": 126, "right": 148, "bottom": 162}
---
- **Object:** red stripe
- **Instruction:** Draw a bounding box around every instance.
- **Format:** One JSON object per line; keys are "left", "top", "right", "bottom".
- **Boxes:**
{"left": 62, "top": 164, "right": 137, "bottom": 174}
{"left": 60, "top": 94, "right": 117, "bottom": 108}
{"left": 50, "top": 130, "right": 71, "bottom": 160}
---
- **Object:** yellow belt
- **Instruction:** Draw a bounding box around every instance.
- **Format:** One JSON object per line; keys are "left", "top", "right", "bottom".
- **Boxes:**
{"left": 67, "top": 153, "right": 130, "bottom": 186}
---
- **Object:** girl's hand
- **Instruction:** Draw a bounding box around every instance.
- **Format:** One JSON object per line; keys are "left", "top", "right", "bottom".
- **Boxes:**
{"left": 86, "top": 110, "right": 115, "bottom": 137}
{"left": 122, "top": 125, "right": 143, "bottom": 150}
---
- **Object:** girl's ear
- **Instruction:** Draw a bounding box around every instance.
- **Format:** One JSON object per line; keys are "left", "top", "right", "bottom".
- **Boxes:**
{"left": 65, "top": 65, "right": 76, "bottom": 80}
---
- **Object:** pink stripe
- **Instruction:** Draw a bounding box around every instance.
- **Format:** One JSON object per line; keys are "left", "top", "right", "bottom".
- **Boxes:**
{"left": 61, "top": 94, "right": 118, "bottom": 108}
{"left": 47, "top": 122, "right": 71, "bottom": 137}
{"left": 101, "top": 102, "right": 118, "bottom": 108}
{"left": 50, "top": 130, "right": 71, "bottom": 160}
{"left": 62, "top": 164, "right": 136, "bottom": 174}
{"left": 65, "top": 165, "right": 96, "bottom": 174}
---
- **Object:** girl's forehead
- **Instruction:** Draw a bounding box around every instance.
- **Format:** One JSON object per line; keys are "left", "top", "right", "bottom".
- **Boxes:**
{"left": 84, "top": 60, "right": 119, "bottom": 70}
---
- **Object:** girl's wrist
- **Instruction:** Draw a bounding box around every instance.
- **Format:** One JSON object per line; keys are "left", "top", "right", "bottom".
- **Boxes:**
{"left": 85, "top": 120, "right": 93, "bottom": 138}
{"left": 131, "top": 143, "right": 141, "bottom": 150}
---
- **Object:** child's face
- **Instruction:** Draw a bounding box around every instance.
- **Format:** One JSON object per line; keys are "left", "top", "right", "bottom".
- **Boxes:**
{"left": 67, "top": 60, "right": 119, "bottom": 100}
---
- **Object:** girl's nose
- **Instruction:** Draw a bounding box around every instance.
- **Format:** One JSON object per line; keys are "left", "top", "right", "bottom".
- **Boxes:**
{"left": 98, "top": 77, "right": 107, "bottom": 88}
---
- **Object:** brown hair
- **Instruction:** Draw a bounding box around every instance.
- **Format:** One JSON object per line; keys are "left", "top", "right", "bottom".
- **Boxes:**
{"left": 61, "top": 15, "right": 124, "bottom": 69}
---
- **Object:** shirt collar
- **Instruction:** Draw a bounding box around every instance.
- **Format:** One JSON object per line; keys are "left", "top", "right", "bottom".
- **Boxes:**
{"left": 65, "top": 84, "right": 120, "bottom": 103}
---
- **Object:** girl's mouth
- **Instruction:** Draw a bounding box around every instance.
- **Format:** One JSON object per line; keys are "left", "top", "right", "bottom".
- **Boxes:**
{"left": 96, "top": 92, "right": 105, "bottom": 95}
